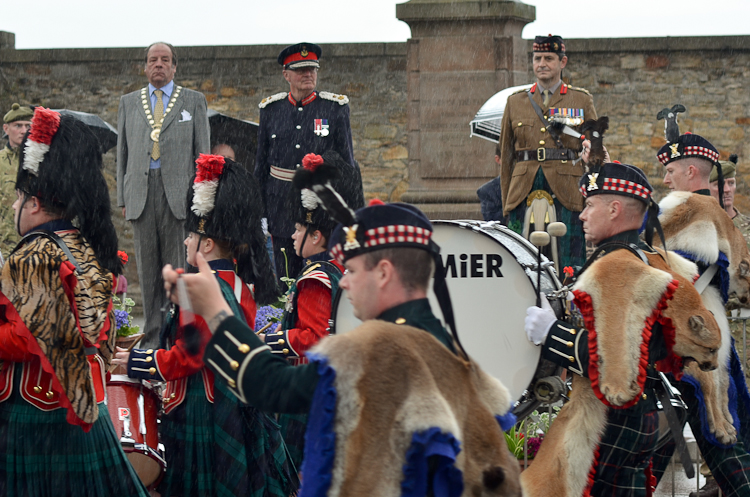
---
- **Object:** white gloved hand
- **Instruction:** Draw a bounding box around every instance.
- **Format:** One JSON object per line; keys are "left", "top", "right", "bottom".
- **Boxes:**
{"left": 525, "top": 296, "right": 556, "bottom": 345}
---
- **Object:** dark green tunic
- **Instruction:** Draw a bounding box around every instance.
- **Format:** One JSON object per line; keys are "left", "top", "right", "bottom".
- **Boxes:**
{"left": 204, "top": 298, "right": 454, "bottom": 414}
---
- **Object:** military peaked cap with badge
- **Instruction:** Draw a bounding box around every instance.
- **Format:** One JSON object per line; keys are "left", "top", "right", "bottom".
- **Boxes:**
{"left": 254, "top": 41, "right": 356, "bottom": 240}
{"left": 4, "top": 103, "right": 34, "bottom": 124}
{"left": 277, "top": 42, "right": 322, "bottom": 70}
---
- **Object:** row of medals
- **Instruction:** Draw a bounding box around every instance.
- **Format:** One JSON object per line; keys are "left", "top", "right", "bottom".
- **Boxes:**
{"left": 140, "top": 86, "right": 183, "bottom": 142}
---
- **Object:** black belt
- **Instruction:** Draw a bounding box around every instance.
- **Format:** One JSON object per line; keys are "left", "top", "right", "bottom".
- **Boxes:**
{"left": 517, "top": 148, "right": 578, "bottom": 162}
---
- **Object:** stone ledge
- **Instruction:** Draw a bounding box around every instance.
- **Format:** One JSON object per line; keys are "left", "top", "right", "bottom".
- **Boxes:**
{"left": 401, "top": 190, "right": 481, "bottom": 204}
{"left": 397, "top": 0, "right": 535, "bottom": 23}
{"left": 523, "top": 35, "right": 750, "bottom": 54}
{"left": 0, "top": 38, "right": 406, "bottom": 63}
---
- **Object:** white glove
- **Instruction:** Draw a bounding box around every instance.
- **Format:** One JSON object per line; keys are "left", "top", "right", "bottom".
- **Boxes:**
{"left": 525, "top": 297, "right": 556, "bottom": 345}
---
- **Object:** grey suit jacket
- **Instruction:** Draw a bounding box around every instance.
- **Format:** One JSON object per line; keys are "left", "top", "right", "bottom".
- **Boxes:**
{"left": 117, "top": 85, "right": 210, "bottom": 220}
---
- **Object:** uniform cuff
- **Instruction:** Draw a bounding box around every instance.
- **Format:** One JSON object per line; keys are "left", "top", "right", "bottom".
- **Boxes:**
{"left": 205, "top": 315, "right": 270, "bottom": 403}
{"left": 127, "top": 348, "right": 164, "bottom": 381}
{"left": 264, "top": 329, "right": 299, "bottom": 358}
{"left": 541, "top": 321, "right": 589, "bottom": 377}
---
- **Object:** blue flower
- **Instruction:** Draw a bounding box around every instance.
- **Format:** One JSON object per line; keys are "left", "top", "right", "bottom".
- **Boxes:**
{"left": 114, "top": 309, "right": 130, "bottom": 330}
{"left": 254, "top": 305, "right": 283, "bottom": 332}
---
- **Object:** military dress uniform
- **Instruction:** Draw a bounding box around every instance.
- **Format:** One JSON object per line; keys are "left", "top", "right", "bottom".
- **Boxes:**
{"left": 534, "top": 163, "right": 669, "bottom": 497}
{"left": 255, "top": 90, "right": 355, "bottom": 280}
{"left": 649, "top": 134, "right": 750, "bottom": 497}
{"left": 500, "top": 82, "right": 596, "bottom": 269}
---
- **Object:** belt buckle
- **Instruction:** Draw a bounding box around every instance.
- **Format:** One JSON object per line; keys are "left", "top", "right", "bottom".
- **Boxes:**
{"left": 537, "top": 148, "right": 546, "bottom": 161}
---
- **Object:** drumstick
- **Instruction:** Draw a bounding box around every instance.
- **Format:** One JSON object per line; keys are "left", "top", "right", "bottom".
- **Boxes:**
{"left": 108, "top": 338, "right": 141, "bottom": 373}
{"left": 256, "top": 320, "right": 275, "bottom": 336}
{"left": 529, "top": 231, "right": 551, "bottom": 307}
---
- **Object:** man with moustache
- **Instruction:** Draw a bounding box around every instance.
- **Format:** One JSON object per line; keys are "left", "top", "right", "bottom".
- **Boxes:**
{"left": 499, "top": 35, "right": 596, "bottom": 270}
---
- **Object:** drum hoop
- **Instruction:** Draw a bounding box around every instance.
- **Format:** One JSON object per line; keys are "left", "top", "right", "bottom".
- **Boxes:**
{"left": 330, "top": 220, "right": 562, "bottom": 335}
{"left": 108, "top": 374, "right": 144, "bottom": 385}
{"left": 431, "top": 220, "right": 561, "bottom": 293}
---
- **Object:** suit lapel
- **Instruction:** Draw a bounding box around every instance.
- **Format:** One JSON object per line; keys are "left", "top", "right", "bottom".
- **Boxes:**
{"left": 136, "top": 88, "right": 151, "bottom": 127}
{"left": 160, "top": 87, "right": 183, "bottom": 134}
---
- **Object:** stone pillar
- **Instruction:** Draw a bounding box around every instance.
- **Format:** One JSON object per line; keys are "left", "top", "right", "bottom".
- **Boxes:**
{"left": 396, "top": 0, "right": 535, "bottom": 219}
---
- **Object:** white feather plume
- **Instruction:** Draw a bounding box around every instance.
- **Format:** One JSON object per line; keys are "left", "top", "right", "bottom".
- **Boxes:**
{"left": 301, "top": 188, "right": 321, "bottom": 211}
{"left": 22, "top": 141, "right": 49, "bottom": 176}
{"left": 191, "top": 179, "right": 219, "bottom": 217}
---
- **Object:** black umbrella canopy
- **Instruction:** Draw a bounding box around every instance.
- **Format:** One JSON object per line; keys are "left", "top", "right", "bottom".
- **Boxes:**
{"left": 208, "top": 109, "right": 259, "bottom": 170}
{"left": 52, "top": 109, "right": 118, "bottom": 154}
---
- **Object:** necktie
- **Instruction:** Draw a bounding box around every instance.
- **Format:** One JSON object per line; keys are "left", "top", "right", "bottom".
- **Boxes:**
{"left": 542, "top": 90, "right": 550, "bottom": 107}
{"left": 151, "top": 89, "right": 164, "bottom": 160}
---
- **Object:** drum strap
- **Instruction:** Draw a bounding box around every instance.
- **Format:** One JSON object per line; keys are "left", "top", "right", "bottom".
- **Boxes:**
{"left": 654, "top": 372, "right": 695, "bottom": 478}
{"left": 14, "top": 230, "right": 83, "bottom": 274}
{"left": 430, "top": 242, "right": 468, "bottom": 360}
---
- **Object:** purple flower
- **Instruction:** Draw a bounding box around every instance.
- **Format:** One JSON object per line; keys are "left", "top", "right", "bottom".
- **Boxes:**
{"left": 526, "top": 436, "right": 544, "bottom": 458}
{"left": 114, "top": 309, "right": 130, "bottom": 330}
{"left": 254, "top": 305, "right": 283, "bottom": 333}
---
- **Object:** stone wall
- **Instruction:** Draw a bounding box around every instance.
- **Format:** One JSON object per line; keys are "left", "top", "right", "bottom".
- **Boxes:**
{"left": 2, "top": 32, "right": 750, "bottom": 304}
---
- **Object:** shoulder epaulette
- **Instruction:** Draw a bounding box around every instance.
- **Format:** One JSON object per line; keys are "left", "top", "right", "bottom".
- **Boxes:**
{"left": 298, "top": 269, "right": 333, "bottom": 289}
{"left": 510, "top": 87, "right": 529, "bottom": 97}
{"left": 567, "top": 86, "right": 592, "bottom": 96}
{"left": 318, "top": 91, "right": 349, "bottom": 105}
{"left": 258, "top": 92, "right": 288, "bottom": 109}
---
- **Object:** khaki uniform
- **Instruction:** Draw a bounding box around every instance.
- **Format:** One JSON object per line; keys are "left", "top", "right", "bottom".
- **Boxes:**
{"left": 733, "top": 208, "right": 750, "bottom": 249}
{"left": 0, "top": 144, "right": 19, "bottom": 258}
{"left": 500, "top": 83, "right": 596, "bottom": 215}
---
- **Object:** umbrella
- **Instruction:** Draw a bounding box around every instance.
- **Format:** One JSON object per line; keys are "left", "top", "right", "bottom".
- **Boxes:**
{"left": 469, "top": 84, "right": 533, "bottom": 143}
{"left": 208, "top": 109, "right": 259, "bottom": 170}
{"left": 53, "top": 109, "right": 118, "bottom": 154}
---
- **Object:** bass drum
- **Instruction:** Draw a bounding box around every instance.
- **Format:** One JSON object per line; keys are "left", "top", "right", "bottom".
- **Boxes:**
{"left": 331, "top": 220, "right": 564, "bottom": 419}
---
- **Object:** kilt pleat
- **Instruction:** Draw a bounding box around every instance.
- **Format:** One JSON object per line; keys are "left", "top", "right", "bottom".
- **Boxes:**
{"left": 0, "top": 387, "right": 148, "bottom": 497}
{"left": 159, "top": 373, "right": 298, "bottom": 497}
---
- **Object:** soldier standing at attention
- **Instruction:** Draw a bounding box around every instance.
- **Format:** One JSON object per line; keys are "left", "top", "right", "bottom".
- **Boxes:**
{"left": 710, "top": 155, "right": 750, "bottom": 244}
{"left": 0, "top": 103, "right": 34, "bottom": 258}
{"left": 499, "top": 35, "right": 597, "bottom": 270}
{"left": 254, "top": 42, "right": 360, "bottom": 285}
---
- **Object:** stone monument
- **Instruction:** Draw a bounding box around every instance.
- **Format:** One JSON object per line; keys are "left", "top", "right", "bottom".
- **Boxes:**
{"left": 397, "top": 0, "right": 535, "bottom": 219}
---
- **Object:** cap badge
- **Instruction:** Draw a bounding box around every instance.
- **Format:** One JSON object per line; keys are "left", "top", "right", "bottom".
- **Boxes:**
{"left": 301, "top": 48, "right": 309, "bottom": 58}
{"left": 343, "top": 224, "right": 360, "bottom": 251}
{"left": 198, "top": 218, "right": 207, "bottom": 233}
{"left": 587, "top": 173, "right": 599, "bottom": 191}
{"left": 306, "top": 211, "right": 313, "bottom": 224}
{"left": 553, "top": 42, "right": 558, "bottom": 51}
{"left": 669, "top": 143, "right": 681, "bottom": 158}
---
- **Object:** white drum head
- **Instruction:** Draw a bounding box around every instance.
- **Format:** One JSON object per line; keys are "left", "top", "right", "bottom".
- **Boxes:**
{"left": 332, "top": 221, "right": 554, "bottom": 403}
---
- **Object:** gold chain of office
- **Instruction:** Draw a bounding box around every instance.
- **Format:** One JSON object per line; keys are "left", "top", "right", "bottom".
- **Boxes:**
{"left": 140, "top": 86, "right": 183, "bottom": 142}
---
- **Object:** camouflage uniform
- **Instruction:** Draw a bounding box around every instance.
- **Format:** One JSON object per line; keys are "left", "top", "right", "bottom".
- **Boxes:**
{"left": 730, "top": 208, "right": 750, "bottom": 388}
{"left": 0, "top": 143, "right": 19, "bottom": 258}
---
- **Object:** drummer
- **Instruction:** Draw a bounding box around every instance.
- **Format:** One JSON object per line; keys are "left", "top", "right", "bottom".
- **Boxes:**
{"left": 113, "top": 154, "right": 297, "bottom": 497}
{"left": 159, "top": 196, "right": 522, "bottom": 493}
{"left": 262, "top": 151, "right": 359, "bottom": 470}
{"left": 0, "top": 108, "right": 148, "bottom": 496}
{"left": 525, "top": 161, "right": 670, "bottom": 496}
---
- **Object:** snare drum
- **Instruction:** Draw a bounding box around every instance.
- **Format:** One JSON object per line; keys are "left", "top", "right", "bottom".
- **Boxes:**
{"left": 331, "top": 220, "right": 564, "bottom": 418}
{"left": 106, "top": 375, "right": 166, "bottom": 489}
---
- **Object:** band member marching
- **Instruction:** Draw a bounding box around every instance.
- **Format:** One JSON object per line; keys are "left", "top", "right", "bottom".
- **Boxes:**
{"left": 262, "top": 151, "right": 362, "bottom": 471}
{"left": 113, "top": 154, "right": 297, "bottom": 497}
{"left": 0, "top": 108, "right": 148, "bottom": 496}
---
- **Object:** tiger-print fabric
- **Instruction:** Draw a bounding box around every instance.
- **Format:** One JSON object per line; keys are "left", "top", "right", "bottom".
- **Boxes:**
{"left": 0, "top": 230, "right": 115, "bottom": 425}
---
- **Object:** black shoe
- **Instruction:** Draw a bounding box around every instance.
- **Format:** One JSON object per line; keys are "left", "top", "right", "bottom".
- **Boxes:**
{"left": 689, "top": 478, "right": 719, "bottom": 497}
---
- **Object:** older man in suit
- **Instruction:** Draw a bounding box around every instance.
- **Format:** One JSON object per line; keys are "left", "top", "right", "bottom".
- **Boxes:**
{"left": 117, "top": 41, "right": 210, "bottom": 347}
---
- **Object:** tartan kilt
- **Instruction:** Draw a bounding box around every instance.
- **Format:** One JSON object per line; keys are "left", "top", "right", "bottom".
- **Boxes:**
{"left": 507, "top": 167, "right": 586, "bottom": 270}
{"left": 0, "top": 381, "right": 148, "bottom": 497}
{"left": 278, "top": 412, "right": 308, "bottom": 473}
{"left": 590, "top": 408, "right": 659, "bottom": 497}
{"left": 158, "top": 373, "right": 298, "bottom": 497}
